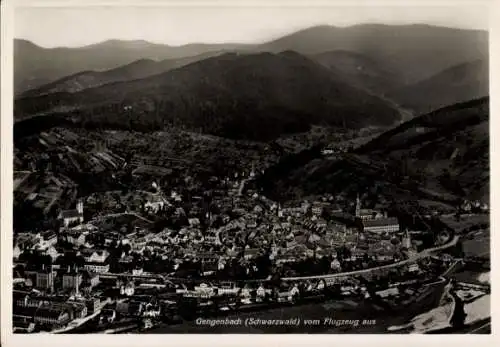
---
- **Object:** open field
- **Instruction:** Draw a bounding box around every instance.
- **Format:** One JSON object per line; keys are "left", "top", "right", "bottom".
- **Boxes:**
{"left": 441, "top": 214, "right": 489, "bottom": 233}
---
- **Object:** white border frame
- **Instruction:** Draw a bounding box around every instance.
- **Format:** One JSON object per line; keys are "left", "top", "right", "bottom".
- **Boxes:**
{"left": 2, "top": 0, "right": 499, "bottom": 346}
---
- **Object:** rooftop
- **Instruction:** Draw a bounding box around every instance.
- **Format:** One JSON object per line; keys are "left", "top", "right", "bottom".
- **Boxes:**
{"left": 363, "top": 218, "right": 399, "bottom": 228}
{"left": 60, "top": 209, "right": 82, "bottom": 219}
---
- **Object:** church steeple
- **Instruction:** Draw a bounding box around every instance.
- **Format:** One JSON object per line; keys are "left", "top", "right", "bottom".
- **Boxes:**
{"left": 355, "top": 194, "right": 361, "bottom": 218}
{"left": 403, "top": 229, "right": 412, "bottom": 249}
{"left": 250, "top": 162, "right": 256, "bottom": 178}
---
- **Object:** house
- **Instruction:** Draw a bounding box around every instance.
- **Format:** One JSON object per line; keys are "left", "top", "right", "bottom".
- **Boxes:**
{"left": 369, "top": 247, "right": 395, "bottom": 262}
{"left": 144, "top": 194, "right": 166, "bottom": 213}
{"left": 357, "top": 209, "right": 385, "bottom": 220}
{"left": 197, "top": 252, "right": 218, "bottom": 264}
{"left": 243, "top": 248, "right": 261, "bottom": 260}
{"left": 315, "top": 219, "right": 328, "bottom": 229}
{"left": 81, "top": 249, "right": 109, "bottom": 263}
{"left": 188, "top": 218, "right": 201, "bottom": 227}
{"left": 311, "top": 205, "right": 323, "bottom": 216}
{"left": 16, "top": 233, "right": 40, "bottom": 251}
{"left": 34, "top": 306, "right": 72, "bottom": 328}
{"left": 201, "top": 262, "right": 218, "bottom": 276}
{"left": 35, "top": 266, "right": 55, "bottom": 290}
{"left": 63, "top": 300, "right": 88, "bottom": 320}
{"left": 85, "top": 297, "right": 102, "bottom": 314}
{"left": 13, "top": 290, "right": 32, "bottom": 308}
{"left": 132, "top": 240, "right": 146, "bottom": 253}
{"left": 461, "top": 200, "right": 472, "bottom": 212}
{"left": 253, "top": 205, "right": 264, "bottom": 214}
{"left": 67, "top": 231, "right": 87, "bottom": 246}
{"left": 40, "top": 245, "right": 60, "bottom": 262}
{"left": 39, "top": 231, "right": 58, "bottom": 248}
{"left": 376, "top": 287, "right": 399, "bottom": 298}
{"left": 84, "top": 261, "right": 110, "bottom": 274}
{"left": 330, "top": 258, "right": 342, "bottom": 271}
{"left": 174, "top": 207, "right": 186, "bottom": 217}
{"left": 203, "top": 233, "right": 218, "bottom": 245}
{"left": 13, "top": 320, "right": 36, "bottom": 333}
{"left": 120, "top": 281, "right": 135, "bottom": 296}
{"left": 308, "top": 233, "right": 321, "bottom": 244}
{"left": 82, "top": 271, "right": 100, "bottom": 288}
{"left": 132, "top": 268, "right": 143, "bottom": 276}
{"left": 62, "top": 267, "right": 83, "bottom": 292}
{"left": 119, "top": 255, "right": 134, "bottom": 264}
{"left": 13, "top": 243, "right": 22, "bottom": 260}
{"left": 256, "top": 285, "right": 267, "bottom": 301}
{"left": 216, "top": 282, "right": 238, "bottom": 295}
{"left": 13, "top": 306, "right": 39, "bottom": 323}
{"left": 362, "top": 218, "right": 399, "bottom": 234}
{"left": 59, "top": 201, "right": 84, "bottom": 227}
{"left": 408, "top": 263, "right": 420, "bottom": 272}
{"left": 246, "top": 220, "right": 258, "bottom": 229}
{"left": 104, "top": 232, "right": 124, "bottom": 246}
{"left": 217, "top": 257, "right": 226, "bottom": 271}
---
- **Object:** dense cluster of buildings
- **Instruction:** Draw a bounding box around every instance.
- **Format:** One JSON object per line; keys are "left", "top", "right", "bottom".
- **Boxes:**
{"left": 12, "top": 162, "right": 430, "bottom": 333}
{"left": 14, "top": 129, "right": 455, "bottom": 334}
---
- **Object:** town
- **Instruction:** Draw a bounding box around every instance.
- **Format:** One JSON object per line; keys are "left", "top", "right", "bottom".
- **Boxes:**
{"left": 12, "top": 129, "right": 490, "bottom": 333}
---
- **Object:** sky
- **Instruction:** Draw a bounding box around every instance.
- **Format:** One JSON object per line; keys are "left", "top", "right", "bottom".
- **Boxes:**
{"left": 14, "top": 2, "right": 490, "bottom": 48}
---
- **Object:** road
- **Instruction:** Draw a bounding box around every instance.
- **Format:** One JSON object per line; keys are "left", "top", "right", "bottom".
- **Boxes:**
{"left": 51, "top": 310, "right": 102, "bottom": 334}
{"left": 282, "top": 235, "right": 459, "bottom": 282}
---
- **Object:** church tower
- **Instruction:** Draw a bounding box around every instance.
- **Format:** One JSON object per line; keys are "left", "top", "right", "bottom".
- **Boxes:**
{"left": 277, "top": 203, "right": 283, "bottom": 218}
{"left": 77, "top": 200, "right": 84, "bottom": 215}
{"left": 402, "top": 229, "right": 412, "bottom": 250}
{"left": 355, "top": 194, "right": 361, "bottom": 218}
{"left": 250, "top": 163, "right": 256, "bottom": 178}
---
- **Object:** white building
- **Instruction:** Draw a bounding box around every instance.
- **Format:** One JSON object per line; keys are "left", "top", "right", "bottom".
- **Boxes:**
{"left": 59, "top": 201, "right": 84, "bottom": 227}
{"left": 363, "top": 218, "right": 399, "bottom": 234}
{"left": 84, "top": 262, "right": 110, "bottom": 273}
{"left": 120, "top": 282, "right": 135, "bottom": 296}
{"left": 144, "top": 194, "right": 167, "bottom": 214}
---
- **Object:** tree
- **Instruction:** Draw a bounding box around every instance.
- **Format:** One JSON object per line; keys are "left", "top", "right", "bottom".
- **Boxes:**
{"left": 123, "top": 244, "right": 132, "bottom": 255}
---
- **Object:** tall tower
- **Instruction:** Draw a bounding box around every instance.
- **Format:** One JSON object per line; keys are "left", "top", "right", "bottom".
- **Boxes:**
{"left": 77, "top": 200, "right": 84, "bottom": 215}
{"left": 402, "top": 229, "right": 412, "bottom": 249}
{"left": 250, "top": 163, "right": 256, "bottom": 178}
{"left": 355, "top": 194, "right": 361, "bottom": 218}
{"left": 74, "top": 265, "right": 80, "bottom": 295}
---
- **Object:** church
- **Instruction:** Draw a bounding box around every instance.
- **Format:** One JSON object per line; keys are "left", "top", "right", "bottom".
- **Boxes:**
{"left": 58, "top": 200, "right": 84, "bottom": 227}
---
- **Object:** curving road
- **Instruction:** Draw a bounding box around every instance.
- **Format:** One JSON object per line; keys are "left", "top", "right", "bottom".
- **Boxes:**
{"left": 281, "top": 236, "right": 459, "bottom": 282}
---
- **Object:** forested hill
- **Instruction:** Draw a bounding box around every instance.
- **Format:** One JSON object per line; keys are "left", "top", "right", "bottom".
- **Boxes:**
{"left": 15, "top": 51, "right": 401, "bottom": 141}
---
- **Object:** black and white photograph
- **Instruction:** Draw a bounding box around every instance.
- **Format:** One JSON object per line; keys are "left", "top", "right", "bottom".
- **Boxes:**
{"left": 1, "top": 0, "right": 495, "bottom": 341}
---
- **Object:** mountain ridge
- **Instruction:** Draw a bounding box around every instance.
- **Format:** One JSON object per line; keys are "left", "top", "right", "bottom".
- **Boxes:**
{"left": 19, "top": 51, "right": 228, "bottom": 97}
{"left": 388, "top": 59, "right": 489, "bottom": 114}
{"left": 15, "top": 24, "right": 488, "bottom": 94}
{"left": 258, "top": 97, "right": 489, "bottom": 204}
{"left": 15, "top": 51, "right": 402, "bottom": 141}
